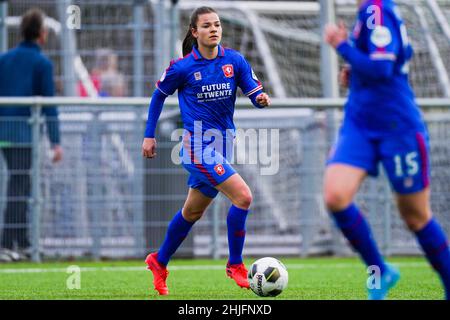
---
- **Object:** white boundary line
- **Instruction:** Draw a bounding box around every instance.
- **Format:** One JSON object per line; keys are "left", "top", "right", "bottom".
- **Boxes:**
{"left": 0, "top": 262, "right": 429, "bottom": 274}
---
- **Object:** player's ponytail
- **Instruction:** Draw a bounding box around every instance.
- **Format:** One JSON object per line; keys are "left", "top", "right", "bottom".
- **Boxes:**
{"left": 182, "top": 6, "right": 217, "bottom": 57}
{"left": 182, "top": 27, "right": 197, "bottom": 57}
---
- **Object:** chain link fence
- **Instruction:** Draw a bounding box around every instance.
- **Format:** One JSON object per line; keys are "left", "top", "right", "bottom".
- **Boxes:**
{"left": 1, "top": 98, "right": 450, "bottom": 262}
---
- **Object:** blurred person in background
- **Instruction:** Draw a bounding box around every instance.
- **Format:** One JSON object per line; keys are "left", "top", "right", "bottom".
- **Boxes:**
{"left": 0, "top": 8, "right": 62, "bottom": 260}
{"left": 78, "top": 48, "right": 127, "bottom": 97}
{"left": 324, "top": 0, "right": 450, "bottom": 300}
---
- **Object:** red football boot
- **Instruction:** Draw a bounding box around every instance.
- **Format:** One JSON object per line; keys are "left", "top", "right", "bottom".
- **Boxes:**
{"left": 145, "top": 252, "right": 169, "bottom": 295}
{"left": 226, "top": 262, "right": 250, "bottom": 289}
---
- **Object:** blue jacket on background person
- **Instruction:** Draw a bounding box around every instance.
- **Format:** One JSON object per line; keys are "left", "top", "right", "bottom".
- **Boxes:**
{"left": 0, "top": 40, "right": 60, "bottom": 146}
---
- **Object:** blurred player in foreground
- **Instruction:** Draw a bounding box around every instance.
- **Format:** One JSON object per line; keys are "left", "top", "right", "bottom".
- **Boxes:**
{"left": 142, "top": 7, "right": 270, "bottom": 295}
{"left": 324, "top": 0, "right": 450, "bottom": 300}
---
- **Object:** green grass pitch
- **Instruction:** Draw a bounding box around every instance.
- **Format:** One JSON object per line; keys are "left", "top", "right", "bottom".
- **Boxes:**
{"left": 0, "top": 256, "right": 444, "bottom": 300}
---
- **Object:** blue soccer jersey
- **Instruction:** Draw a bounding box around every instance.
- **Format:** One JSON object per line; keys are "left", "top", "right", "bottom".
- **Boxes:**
{"left": 146, "top": 45, "right": 264, "bottom": 198}
{"left": 338, "top": 0, "right": 425, "bottom": 134}
{"left": 329, "top": 0, "right": 431, "bottom": 194}
{"left": 155, "top": 45, "right": 263, "bottom": 135}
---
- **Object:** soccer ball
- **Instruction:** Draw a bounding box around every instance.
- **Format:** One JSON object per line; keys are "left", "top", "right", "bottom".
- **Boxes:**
{"left": 248, "top": 257, "right": 288, "bottom": 297}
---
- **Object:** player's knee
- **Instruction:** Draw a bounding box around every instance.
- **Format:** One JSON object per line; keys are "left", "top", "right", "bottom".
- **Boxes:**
{"left": 397, "top": 197, "right": 432, "bottom": 232}
{"left": 182, "top": 208, "right": 205, "bottom": 222}
{"left": 401, "top": 210, "right": 431, "bottom": 232}
{"left": 403, "top": 218, "right": 422, "bottom": 232}
{"left": 233, "top": 188, "right": 253, "bottom": 210}
{"left": 324, "top": 188, "right": 352, "bottom": 212}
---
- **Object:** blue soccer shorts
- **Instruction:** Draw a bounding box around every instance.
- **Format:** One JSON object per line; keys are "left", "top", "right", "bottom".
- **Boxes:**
{"left": 327, "top": 119, "right": 431, "bottom": 194}
{"left": 179, "top": 131, "right": 236, "bottom": 198}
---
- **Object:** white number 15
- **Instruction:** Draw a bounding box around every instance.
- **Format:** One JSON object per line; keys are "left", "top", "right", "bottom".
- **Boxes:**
{"left": 394, "top": 152, "right": 419, "bottom": 177}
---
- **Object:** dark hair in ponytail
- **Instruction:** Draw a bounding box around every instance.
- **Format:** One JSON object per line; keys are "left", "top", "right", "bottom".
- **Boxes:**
{"left": 182, "top": 6, "right": 217, "bottom": 56}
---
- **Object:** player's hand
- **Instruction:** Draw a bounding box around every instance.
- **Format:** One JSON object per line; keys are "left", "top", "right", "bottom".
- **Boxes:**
{"left": 324, "top": 21, "right": 348, "bottom": 49}
{"left": 256, "top": 93, "right": 271, "bottom": 107}
{"left": 339, "top": 65, "right": 351, "bottom": 88}
{"left": 51, "top": 145, "right": 63, "bottom": 163}
{"left": 142, "top": 138, "right": 157, "bottom": 159}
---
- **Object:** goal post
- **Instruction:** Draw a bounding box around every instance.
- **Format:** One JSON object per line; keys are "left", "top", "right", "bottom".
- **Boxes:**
{"left": 319, "top": 0, "right": 339, "bottom": 99}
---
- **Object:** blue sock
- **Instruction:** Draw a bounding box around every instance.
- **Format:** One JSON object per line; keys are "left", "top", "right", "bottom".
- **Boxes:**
{"left": 227, "top": 205, "right": 249, "bottom": 265}
{"left": 332, "top": 203, "right": 387, "bottom": 274}
{"left": 415, "top": 218, "right": 450, "bottom": 299}
{"left": 157, "top": 210, "right": 194, "bottom": 266}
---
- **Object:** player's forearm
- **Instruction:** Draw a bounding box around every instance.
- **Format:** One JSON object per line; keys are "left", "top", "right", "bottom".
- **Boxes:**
{"left": 144, "top": 89, "right": 167, "bottom": 138}
{"left": 337, "top": 42, "right": 395, "bottom": 80}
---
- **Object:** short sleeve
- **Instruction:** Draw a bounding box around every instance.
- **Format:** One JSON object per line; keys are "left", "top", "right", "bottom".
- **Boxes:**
{"left": 362, "top": 9, "right": 400, "bottom": 61}
{"left": 236, "top": 54, "right": 263, "bottom": 97}
{"left": 155, "top": 61, "right": 183, "bottom": 96}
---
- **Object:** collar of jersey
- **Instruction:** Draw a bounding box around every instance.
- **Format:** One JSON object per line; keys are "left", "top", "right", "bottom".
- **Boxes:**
{"left": 191, "top": 45, "right": 225, "bottom": 60}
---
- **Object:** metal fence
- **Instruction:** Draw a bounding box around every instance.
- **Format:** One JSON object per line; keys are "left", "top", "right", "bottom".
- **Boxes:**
{"left": 1, "top": 97, "right": 450, "bottom": 262}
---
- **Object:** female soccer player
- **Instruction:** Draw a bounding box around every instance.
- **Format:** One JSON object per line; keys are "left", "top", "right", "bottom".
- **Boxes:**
{"left": 324, "top": 0, "right": 450, "bottom": 300}
{"left": 142, "top": 7, "right": 270, "bottom": 295}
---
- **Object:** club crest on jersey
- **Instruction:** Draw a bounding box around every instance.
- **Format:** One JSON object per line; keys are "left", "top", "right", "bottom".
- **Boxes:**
{"left": 214, "top": 164, "right": 226, "bottom": 176}
{"left": 194, "top": 71, "right": 202, "bottom": 81}
{"left": 222, "top": 64, "right": 234, "bottom": 78}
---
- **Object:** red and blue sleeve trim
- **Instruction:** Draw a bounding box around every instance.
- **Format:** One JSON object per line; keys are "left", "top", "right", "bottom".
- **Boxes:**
{"left": 245, "top": 84, "right": 263, "bottom": 97}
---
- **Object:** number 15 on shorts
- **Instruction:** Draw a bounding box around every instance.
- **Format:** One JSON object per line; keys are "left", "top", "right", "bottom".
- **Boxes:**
{"left": 393, "top": 152, "right": 419, "bottom": 177}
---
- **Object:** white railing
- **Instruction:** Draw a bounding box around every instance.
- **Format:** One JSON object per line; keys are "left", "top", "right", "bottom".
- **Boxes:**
{"left": 1, "top": 97, "right": 450, "bottom": 108}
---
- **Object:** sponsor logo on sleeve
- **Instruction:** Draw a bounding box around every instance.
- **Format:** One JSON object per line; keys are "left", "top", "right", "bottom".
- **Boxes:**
{"left": 251, "top": 68, "right": 259, "bottom": 81}
{"left": 160, "top": 70, "right": 167, "bottom": 82}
